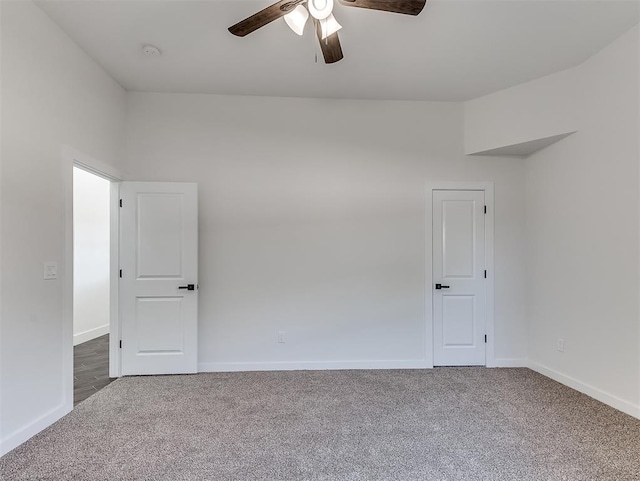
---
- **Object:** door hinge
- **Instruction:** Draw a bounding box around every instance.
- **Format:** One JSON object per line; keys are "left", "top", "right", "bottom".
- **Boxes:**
{"left": 119, "top": 340, "right": 122, "bottom": 349}
{"left": 119, "top": 269, "right": 122, "bottom": 278}
{"left": 484, "top": 205, "right": 487, "bottom": 214}
{"left": 484, "top": 270, "right": 487, "bottom": 278}
{"left": 484, "top": 335, "right": 487, "bottom": 343}
{"left": 119, "top": 199, "right": 123, "bottom": 208}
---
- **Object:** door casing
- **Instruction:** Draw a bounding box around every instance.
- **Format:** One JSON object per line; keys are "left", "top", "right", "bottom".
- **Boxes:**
{"left": 63, "top": 146, "right": 123, "bottom": 415}
{"left": 425, "top": 182, "right": 495, "bottom": 368}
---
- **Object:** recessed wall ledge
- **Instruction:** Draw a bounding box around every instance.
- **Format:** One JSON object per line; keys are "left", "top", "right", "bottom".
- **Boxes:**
{"left": 466, "top": 131, "right": 577, "bottom": 158}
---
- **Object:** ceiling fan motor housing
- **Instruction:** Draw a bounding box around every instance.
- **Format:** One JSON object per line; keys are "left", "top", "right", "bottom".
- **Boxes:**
{"left": 308, "top": 0, "right": 334, "bottom": 19}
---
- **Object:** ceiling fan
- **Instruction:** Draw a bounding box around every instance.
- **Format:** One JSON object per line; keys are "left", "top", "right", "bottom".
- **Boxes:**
{"left": 228, "top": 0, "right": 427, "bottom": 64}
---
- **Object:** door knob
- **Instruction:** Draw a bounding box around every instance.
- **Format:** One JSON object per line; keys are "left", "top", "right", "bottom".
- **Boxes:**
{"left": 435, "top": 283, "right": 450, "bottom": 290}
{"left": 178, "top": 284, "right": 196, "bottom": 291}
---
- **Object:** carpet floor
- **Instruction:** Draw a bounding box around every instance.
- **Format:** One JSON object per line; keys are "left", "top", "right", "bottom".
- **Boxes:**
{"left": 1, "top": 368, "right": 639, "bottom": 480}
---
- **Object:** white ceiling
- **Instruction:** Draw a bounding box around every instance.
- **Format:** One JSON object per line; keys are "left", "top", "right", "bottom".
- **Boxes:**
{"left": 36, "top": 0, "right": 639, "bottom": 101}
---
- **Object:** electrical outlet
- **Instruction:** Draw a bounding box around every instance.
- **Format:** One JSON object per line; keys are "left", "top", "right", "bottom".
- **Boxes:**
{"left": 557, "top": 338, "right": 565, "bottom": 352}
{"left": 44, "top": 262, "right": 58, "bottom": 280}
{"left": 278, "top": 331, "right": 285, "bottom": 343}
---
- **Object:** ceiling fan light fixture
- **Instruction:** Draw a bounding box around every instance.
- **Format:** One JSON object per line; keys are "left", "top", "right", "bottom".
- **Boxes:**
{"left": 319, "top": 13, "right": 342, "bottom": 39}
{"left": 284, "top": 5, "right": 309, "bottom": 35}
{"left": 307, "top": 0, "right": 333, "bottom": 20}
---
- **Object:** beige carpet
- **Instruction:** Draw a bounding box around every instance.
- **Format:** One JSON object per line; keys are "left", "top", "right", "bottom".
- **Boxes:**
{"left": 1, "top": 368, "right": 639, "bottom": 480}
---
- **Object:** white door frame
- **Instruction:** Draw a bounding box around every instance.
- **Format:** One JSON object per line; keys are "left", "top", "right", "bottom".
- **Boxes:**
{"left": 425, "top": 181, "right": 495, "bottom": 368}
{"left": 62, "top": 146, "right": 123, "bottom": 412}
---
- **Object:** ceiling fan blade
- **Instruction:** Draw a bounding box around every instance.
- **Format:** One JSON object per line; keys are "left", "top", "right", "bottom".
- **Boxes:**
{"left": 316, "top": 22, "right": 344, "bottom": 64}
{"left": 229, "top": 0, "right": 302, "bottom": 37}
{"left": 338, "top": 0, "right": 426, "bottom": 16}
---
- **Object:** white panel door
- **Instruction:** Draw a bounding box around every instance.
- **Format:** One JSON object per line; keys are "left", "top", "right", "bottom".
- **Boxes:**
{"left": 433, "top": 190, "right": 486, "bottom": 366}
{"left": 120, "top": 182, "right": 198, "bottom": 375}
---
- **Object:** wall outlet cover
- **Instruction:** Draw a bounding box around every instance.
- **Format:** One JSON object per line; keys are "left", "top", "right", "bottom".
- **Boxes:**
{"left": 44, "top": 261, "right": 58, "bottom": 280}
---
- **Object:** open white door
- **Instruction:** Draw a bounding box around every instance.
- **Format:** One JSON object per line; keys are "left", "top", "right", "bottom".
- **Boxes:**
{"left": 433, "top": 190, "right": 486, "bottom": 366}
{"left": 120, "top": 182, "right": 198, "bottom": 375}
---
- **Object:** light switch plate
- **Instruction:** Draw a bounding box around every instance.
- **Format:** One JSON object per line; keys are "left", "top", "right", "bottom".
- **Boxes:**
{"left": 44, "top": 261, "right": 57, "bottom": 280}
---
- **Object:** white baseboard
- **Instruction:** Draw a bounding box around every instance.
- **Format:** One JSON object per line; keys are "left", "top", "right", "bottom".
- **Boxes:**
{"left": 0, "top": 403, "right": 71, "bottom": 457}
{"left": 491, "top": 358, "right": 528, "bottom": 368}
{"left": 73, "top": 324, "right": 109, "bottom": 346}
{"left": 528, "top": 361, "right": 640, "bottom": 420}
{"left": 199, "top": 359, "right": 431, "bottom": 373}
{"left": 199, "top": 358, "right": 531, "bottom": 373}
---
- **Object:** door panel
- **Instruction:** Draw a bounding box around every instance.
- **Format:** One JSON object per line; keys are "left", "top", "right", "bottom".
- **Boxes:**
{"left": 136, "top": 297, "right": 184, "bottom": 353}
{"left": 433, "top": 190, "right": 485, "bottom": 366}
{"left": 442, "top": 201, "right": 475, "bottom": 278}
{"left": 442, "top": 295, "right": 475, "bottom": 346}
{"left": 137, "top": 194, "right": 184, "bottom": 278}
{"left": 120, "top": 182, "right": 198, "bottom": 375}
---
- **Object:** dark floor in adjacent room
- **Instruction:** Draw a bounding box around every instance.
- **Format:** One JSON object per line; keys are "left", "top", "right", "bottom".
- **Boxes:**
{"left": 74, "top": 334, "right": 113, "bottom": 406}
{"left": 2, "top": 368, "right": 639, "bottom": 480}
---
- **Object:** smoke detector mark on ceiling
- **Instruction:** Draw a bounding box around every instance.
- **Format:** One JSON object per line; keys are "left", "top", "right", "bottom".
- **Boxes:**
{"left": 142, "top": 44, "right": 161, "bottom": 56}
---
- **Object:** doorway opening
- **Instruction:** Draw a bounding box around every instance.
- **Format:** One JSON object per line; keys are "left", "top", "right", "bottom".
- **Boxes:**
{"left": 72, "top": 166, "right": 114, "bottom": 405}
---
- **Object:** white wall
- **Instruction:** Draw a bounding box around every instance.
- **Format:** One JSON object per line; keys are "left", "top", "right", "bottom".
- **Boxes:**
{"left": 637, "top": 21, "right": 640, "bottom": 412}
{"left": 73, "top": 167, "right": 110, "bottom": 345}
{"left": 468, "top": 26, "right": 640, "bottom": 417}
{"left": 464, "top": 67, "right": 580, "bottom": 156}
{"left": 526, "top": 26, "right": 640, "bottom": 417}
{"left": 125, "top": 93, "right": 528, "bottom": 372}
{"left": 0, "top": 1, "right": 125, "bottom": 455}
